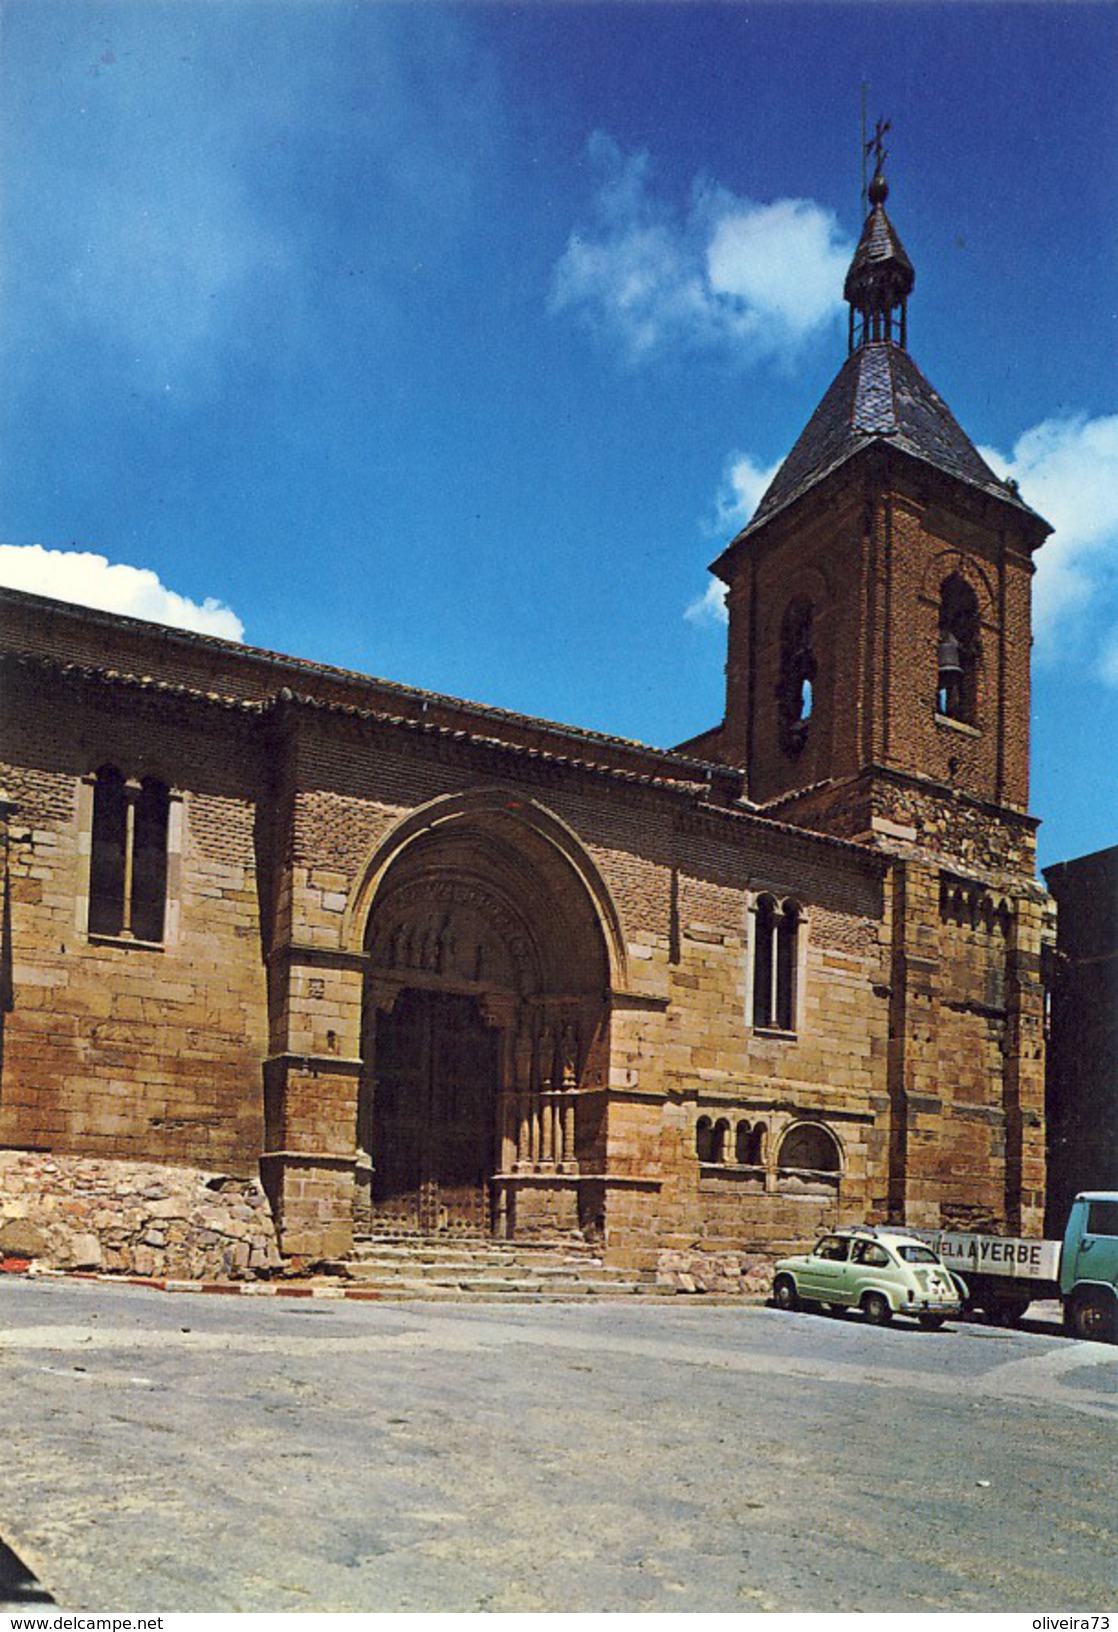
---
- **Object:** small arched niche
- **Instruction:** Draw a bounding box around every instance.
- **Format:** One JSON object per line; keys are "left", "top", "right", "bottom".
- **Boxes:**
{"left": 776, "top": 1121, "right": 842, "bottom": 1196}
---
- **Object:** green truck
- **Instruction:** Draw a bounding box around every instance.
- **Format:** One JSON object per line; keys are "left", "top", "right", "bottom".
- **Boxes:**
{"left": 918, "top": 1192, "right": 1118, "bottom": 1341}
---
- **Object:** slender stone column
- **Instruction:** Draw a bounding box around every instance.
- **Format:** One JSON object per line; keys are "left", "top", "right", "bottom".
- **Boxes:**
{"left": 117, "top": 779, "right": 142, "bottom": 939}
{"left": 560, "top": 1091, "right": 577, "bottom": 1172}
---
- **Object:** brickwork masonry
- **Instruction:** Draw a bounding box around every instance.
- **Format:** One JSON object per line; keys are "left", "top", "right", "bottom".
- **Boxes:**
{"left": 0, "top": 1152, "right": 283, "bottom": 1280}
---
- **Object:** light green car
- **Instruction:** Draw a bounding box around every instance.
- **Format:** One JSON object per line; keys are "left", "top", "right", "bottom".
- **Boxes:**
{"left": 772, "top": 1226, "right": 963, "bottom": 1329}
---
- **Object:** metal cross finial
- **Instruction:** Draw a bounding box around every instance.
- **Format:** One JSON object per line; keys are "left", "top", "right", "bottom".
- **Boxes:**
{"left": 865, "top": 116, "right": 891, "bottom": 176}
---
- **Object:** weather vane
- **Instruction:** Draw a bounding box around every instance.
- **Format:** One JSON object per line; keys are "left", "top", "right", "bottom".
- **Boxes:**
{"left": 859, "top": 90, "right": 890, "bottom": 208}
{"left": 865, "top": 116, "right": 891, "bottom": 178}
{"left": 861, "top": 118, "right": 887, "bottom": 177}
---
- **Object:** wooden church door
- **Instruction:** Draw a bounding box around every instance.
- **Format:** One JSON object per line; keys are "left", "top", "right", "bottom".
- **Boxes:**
{"left": 371, "top": 989, "right": 498, "bottom": 1234}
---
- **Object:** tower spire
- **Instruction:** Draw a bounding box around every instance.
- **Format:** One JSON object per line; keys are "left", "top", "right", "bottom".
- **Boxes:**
{"left": 843, "top": 122, "right": 915, "bottom": 352}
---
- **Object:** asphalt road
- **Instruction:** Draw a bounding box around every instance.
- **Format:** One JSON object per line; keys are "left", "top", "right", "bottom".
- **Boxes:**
{"left": 0, "top": 1278, "right": 1114, "bottom": 1613}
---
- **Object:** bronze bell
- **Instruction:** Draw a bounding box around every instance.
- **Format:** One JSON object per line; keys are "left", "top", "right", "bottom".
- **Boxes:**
{"left": 937, "top": 631, "right": 963, "bottom": 676}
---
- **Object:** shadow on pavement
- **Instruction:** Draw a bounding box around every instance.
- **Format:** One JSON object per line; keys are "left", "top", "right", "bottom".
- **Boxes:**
{"left": 0, "top": 1536, "right": 55, "bottom": 1608}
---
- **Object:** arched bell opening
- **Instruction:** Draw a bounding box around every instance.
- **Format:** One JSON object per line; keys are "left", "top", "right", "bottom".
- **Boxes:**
{"left": 354, "top": 798, "right": 614, "bottom": 1242}
{"left": 936, "top": 573, "right": 981, "bottom": 725}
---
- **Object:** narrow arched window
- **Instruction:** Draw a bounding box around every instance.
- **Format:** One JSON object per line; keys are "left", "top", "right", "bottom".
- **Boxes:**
{"left": 937, "top": 575, "right": 980, "bottom": 724}
{"left": 89, "top": 765, "right": 127, "bottom": 936}
{"left": 778, "top": 598, "right": 816, "bottom": 756}
{"left": 735, "top": 1120, "right": 752, "bottom": 1165}
{"left": 88, "top": 766, "right": 170, "bottom": 942}
{"left": 752, "top": 896, "right": 801, "bottom": 1033}
{"left": 712, "top": 1118, "right": 730, "bottom": 1164}
{"left": 696, "top": 1116, "right": 715, "bottom": 1163}
{"left": 752, "top": 895, "right": 775, "bottom": 1026}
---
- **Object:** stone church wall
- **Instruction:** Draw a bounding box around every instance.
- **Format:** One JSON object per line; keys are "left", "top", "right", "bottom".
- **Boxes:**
{"left": 264, "top": 709, "right": 893, "bottom": 1261}
{"left": 1, "top": 666, "right": 269, "bottom": 1175}
{"left": 1, "top": 650, "right": 898, "bottom": 1269}
{"left": 0, "top": 576, "right": 1048, "bottom": 1268}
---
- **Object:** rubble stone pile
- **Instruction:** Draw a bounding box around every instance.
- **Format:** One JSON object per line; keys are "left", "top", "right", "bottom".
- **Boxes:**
{"left": 0, "top": 1152, "right": 283, "bottom": 1280}
{"left": 656, "top": 1247, "right": 774, "bottom": 1297}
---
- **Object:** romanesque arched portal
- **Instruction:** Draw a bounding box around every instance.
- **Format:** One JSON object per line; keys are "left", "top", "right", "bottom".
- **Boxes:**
{"left": 353, "top": 794, "right": 621, "bottom": 1241}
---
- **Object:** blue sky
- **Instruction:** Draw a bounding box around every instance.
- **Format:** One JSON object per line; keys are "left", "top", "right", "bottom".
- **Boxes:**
{"left": 0, "top": 1, "right": 1115, "bottom": 871}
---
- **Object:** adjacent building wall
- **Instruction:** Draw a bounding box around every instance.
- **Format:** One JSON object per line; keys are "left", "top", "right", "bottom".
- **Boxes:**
{"left": 1044, "top": 846, "right": 1118, "bottom": 1229}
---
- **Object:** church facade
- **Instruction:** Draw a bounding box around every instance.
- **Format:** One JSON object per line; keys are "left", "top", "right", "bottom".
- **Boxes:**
{"left": 0, "top": 167, "right": 1052, "bottom": 1270}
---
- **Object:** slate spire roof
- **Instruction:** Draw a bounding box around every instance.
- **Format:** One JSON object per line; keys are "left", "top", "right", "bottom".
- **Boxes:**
{"left": 741, "top": 342, "right": 1034, "bottom": 534}
{"left": 717, "top": 161, "right": 1043, "bottom": 559}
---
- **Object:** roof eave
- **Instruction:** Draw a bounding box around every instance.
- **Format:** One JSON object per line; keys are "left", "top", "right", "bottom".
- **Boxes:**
{"left": 709, "top": 442, "right": 871, "bottom": 580}
{"left": 710, "top": 434, "right": 1051, "bottom": 578}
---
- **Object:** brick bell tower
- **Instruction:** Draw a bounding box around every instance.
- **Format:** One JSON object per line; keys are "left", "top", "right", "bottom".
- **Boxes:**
{"left": 704, "top": 143, "right": 1054, "bottom": 1234}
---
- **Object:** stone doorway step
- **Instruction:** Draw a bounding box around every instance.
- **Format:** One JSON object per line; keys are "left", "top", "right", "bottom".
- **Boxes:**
{"left": 343, "top": 1233, "right": 665, "bottom": 1302}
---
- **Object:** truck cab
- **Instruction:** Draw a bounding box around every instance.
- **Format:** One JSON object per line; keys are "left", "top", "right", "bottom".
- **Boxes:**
{"left": 1061, "top": 1193, "right": 1118, "bottom": 1342}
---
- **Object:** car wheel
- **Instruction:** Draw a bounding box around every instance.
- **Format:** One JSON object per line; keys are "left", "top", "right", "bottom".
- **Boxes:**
{"left": 1069, "top": 1294, "right": 1116, "bottom": 1343}
{"left": 861, "top": 1291, "right": 892, "bottom": 1326}
{"left": 773, "top": 1275, "right": 799, "bottom": 1312}
{"left": 917, "top": 1313, "right": 947, "bottom": 1331}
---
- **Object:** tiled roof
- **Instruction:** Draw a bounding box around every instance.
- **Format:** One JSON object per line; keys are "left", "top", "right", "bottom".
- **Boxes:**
{"left": 0, "top": 646, "right": 735, "bottom": 800}
{"left": 727, "top": 342, "right": 1043, "bottom": 547}
{"left": 0, "top": 584, "right": 718, "bottom": 780}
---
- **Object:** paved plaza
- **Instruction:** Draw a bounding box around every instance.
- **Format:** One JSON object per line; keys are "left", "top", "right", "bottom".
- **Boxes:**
{"left": 0, "top": 1277, "right": 1114, "bottom": 1613}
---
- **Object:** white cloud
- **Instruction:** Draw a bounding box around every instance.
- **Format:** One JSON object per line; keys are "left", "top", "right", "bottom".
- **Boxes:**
{"left": 686, "top": 451, "right": 783, "bottom": 626}
{"left": 551, "top": 133, "right": 850, "bottom": 365}
{"left": 706, "top": 196, "right": 850, "bottom": 334}
{"left": 685, "top": 579, "right": 728, "bottom": 628}
{"left": 0, "top": 544, "right": 244, "bottom": 641}
{"left": 979, "top": 414, "right": 1118, "bottom": 681}
{"left": 712, "top": 451, "right": 784, "bottom": 533}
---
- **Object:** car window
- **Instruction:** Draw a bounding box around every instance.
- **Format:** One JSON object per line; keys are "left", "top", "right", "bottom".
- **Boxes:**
{"left": 1086, "top": 1200, "right": 1118, "bottom": 1238}
{"left": 896, "top": 1244, "right": 939, "bottom": 1264}
{"left": 814, "top": 1236, "right": 850, "bottom": 1261}
{"left": 852, "top": 1240, "right": 892, "bottom": 1267}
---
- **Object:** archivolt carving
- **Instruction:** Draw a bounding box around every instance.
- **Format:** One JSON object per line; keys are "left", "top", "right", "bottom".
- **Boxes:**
{"left": 342, "top": 789, "right": 627, "bottom": 989}
{"left": 367, "top": 876, "right": 539, "bottom": 994}
{"left": 356, "top": 794, "right": 617, "bottom": 1210}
